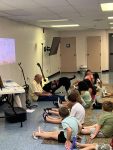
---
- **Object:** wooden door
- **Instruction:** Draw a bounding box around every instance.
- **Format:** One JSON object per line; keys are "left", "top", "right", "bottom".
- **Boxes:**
{"left": 87, "top": 36, "right": 101, "bottom": 72}
{"left": 60, "top": 37, "right": 76, "bottom": 72}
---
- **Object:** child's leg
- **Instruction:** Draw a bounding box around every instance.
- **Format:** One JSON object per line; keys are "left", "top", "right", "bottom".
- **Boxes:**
{"left": 79, "top": 145, "right": 96, "bottom": 150}
{"left": 83, "top": 124, "right": 97, "bottom": 129}
{"left": 77, "top": 142, "right": 97, "bottom": 150}
{"left": 33, "top": 130, "right": 60, "bottom": 140}
{"left": 49, "top": 110, "right": 59, "bottom": 115}
{"left": 82, "top": 124, "right": 97, "bottom": 134}
{"left": 46, "top": 115, "right": 62, "bottom": 124}
{"left": 51, "top": 108, "right": 59, "bottom": 111}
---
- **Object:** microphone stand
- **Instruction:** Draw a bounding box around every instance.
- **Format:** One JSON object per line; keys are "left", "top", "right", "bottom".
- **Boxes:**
{"left": 18, "top": 63, "right": 38, "bottom": 109}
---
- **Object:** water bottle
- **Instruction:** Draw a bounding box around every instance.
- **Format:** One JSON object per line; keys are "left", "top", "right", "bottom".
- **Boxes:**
{"left": 70, "top": 136, "right": 76, "bottom": 150}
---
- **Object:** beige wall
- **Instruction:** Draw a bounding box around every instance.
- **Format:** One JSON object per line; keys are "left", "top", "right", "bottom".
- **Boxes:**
{"left": 60, "top": 30, "right": 109, "bottom": 71}
{"left": 0, "top": 17, "right": 60, "bottom": 85}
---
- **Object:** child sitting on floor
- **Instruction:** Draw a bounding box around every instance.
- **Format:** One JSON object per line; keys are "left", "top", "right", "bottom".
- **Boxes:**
{"left": 81, "top": 101, "right": 113, "bottom": 139}
{"left": 43, "top": 90, "right": 85, "bottom": 125}
{"left": 32, "top": 107, "right": 82, "bottom": 149}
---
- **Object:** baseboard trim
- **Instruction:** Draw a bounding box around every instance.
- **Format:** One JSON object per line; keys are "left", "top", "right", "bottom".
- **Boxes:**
{"left": 102, "top": 70, "right": 109, "bottom": 72}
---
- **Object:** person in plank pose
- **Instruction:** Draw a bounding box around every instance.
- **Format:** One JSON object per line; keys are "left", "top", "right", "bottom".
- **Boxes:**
{"left": 43, "top": 75, "right": 76, "bottom": 94}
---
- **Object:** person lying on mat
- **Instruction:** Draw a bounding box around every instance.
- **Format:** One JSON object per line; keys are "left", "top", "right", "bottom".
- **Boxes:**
{"left": 81, "top": 101, "right": 113, "bottom": 139}
{"left": 32, "top": 107, "right": 82, "bottom": 149}
{"left": 29, "top": 74, "right": 65, "bottom": 102}
{"left": 43, "top": 90, "right": 85, "bottom": 125}
{"left": 43, "top": 75, "right": 76, "bottom": 94}
{"left": 76, "top": 142, "right": 112, "bottom": 150}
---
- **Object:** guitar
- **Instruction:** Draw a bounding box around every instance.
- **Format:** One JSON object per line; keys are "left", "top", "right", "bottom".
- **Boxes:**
{"left": 0, "top": 76, "right": 4, "bottom": 89}
{"left": 37, "top": 63, "right": 49, "bottom": 87}
{"left": 18, "top": 62, "right": 38, "bottom": 109}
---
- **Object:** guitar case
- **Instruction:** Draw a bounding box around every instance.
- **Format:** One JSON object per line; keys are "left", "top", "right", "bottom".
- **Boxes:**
{"left": 4, "top": 107, "right": 27, "bottom": 125}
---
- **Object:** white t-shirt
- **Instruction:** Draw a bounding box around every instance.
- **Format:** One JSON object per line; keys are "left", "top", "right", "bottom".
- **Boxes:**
{"left": 70, "top": 102, "right": 85, "bottom": 124}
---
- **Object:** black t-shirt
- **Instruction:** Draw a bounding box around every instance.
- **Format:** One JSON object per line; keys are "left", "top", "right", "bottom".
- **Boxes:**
{"left": 43, "top": 77, "right": 71, "bottom": 93}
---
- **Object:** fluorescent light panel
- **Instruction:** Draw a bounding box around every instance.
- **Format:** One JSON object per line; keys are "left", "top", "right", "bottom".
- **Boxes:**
{"left": 109, "top": 22, "right": 113, "bottom": 24}
{"left": 101, "top": 3, "right": 113, "bottom": 11}
{"left": 108, "top": 16, "right": 113, "bottom": 19}
{"left": 110, "top": 27, "right": 113, "bottom": 29}
{"left": 51, "top": 24, "right": 80, "bottom": 28}
{"left": 38, "top": 19, "right": 68, "bottom": 22}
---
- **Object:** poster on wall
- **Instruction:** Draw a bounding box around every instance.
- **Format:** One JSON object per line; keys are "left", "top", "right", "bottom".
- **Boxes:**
{"left": 0, "top": 38, "right": 16, "bottom": 65}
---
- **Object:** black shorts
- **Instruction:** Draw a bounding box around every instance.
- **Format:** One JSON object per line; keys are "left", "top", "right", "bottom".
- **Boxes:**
{"left": 58, "top": 131, "right": 66, "bottom": 143}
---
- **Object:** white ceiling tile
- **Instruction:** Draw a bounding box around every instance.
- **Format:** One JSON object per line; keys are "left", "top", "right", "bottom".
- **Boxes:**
{"left": 0, "top": 1, "right": 14, "bottom": 10}
{"left": 33, "top": 0, "right": 69, "bottom": 7}
{"left": 0, "top": 0, "right": 111, "bottom": 30}
{"left": 0, "top": 0, "right": 40, "bottom": 9}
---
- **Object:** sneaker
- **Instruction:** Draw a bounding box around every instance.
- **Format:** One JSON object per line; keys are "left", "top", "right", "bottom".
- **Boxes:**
{"left": 65, "top": 95, "right": 68, "bottom": 101}
{"left": 43, "top": 112, "right": 48, "bottom": 121}
{"left": 43, "top": 109, "right": 52, "bottom": 115}
{"left": 58, "top": 97, "right": 63, "bottom": 107}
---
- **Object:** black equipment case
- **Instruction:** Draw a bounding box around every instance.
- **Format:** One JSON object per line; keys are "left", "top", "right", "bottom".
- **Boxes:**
{"left": 4, "top": 107, "right": 27, "bottom": 127}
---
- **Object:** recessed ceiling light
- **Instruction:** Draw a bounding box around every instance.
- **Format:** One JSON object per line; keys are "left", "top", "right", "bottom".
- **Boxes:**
{"left": 109, "top": 22, "right": 113, "bottom": 24}
{"left": 108, "top": 16, "right": 113, "bottom": 19}
{"left": 38, "top": 19, "right": 68, "bottom": 22}
{"left": 101, "top": 3, "right": 113, "bottom": 11}
{"left": 110, "top": 27, "right": 113, "bottom": 29}
{"left": 51, "top": 24, "right": 80, "bottom": 27}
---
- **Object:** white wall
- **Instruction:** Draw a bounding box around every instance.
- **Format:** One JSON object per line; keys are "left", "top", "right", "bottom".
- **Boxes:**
{"left": 41, "top": 29, "right": 60, "bottom": 76}
{"left": 60, "top": 30, "right": 109, "bottom": 71}
{"left": 0, "top": 17, "right": 60, "bottom": 85}
{"left": 0, "top": 16, "right": 113, "bottom": 85}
